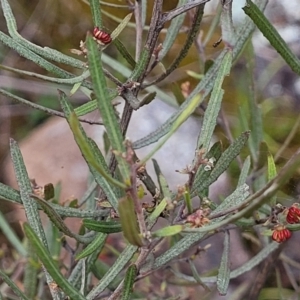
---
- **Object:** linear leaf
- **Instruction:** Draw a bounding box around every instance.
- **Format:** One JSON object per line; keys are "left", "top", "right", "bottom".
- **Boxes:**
{"left": 168, "top": 242, "right": 279, "bottom": 284}
{"left": 1, "top": 0, "right": 84, "bottom": 69}
{"left": 0, "top": 32, "right": 74, "bottom": 78}
{"left": 83, "top": 219, "right": 122, "bottom": 233}
{"left": 75, "top": 233, "right": 107, "bottom": 260}
{"left": 24, "top": 241, "right": 38, "bottom": 299}
{"left": 24, "top": 223, "right": 86, "bottom": 300}
{"left": 118, "top": 196, "right": 143, "bottom": 247}
{"left": 0, "top": 210, "right": 26, "bottom": 256}
{"left": 111, "top": 13, "right": 132, "bottom": 40}
{"left": 237, "top": 156, "right": 251, "bottom": 186}
{"left": 86, "top": 245, "right": 138, "bottom": 299}
{"left": 0, "top": 182, "right": 109, "bottom": 218}
{"left": 158, "top": 0, "right": 188, "bottom": 61}
{"left": 31, "top": 195, "right": 92, "bottom": 244}
{"left": 74, "top": 90, "right": 117, "bottom": 116}
{"left": 10, "top": 139, "right": 48, "bottom": 248}
{"left": 217, "top": 231, "right": 231, "bottom": 295}
{"left": 89, "top": 0, "right": 102, "bottom": 27}
{"left": 86, "top": 36, "right": 130, "bottom": 182}
{"left": 122, "top": 265, "right": 137, "bottom": 300}
{"left": 0, "top": 88, "right": 98, "bottom": 123}
{"left": 59, "top": 90, "right": 125, "bottom": 203}
{"left": 243, "top": 0, "right": 300, "bottom": 75}
{"left": 152, "top": 225, "right": 183, "bottom": 237}
{"left": 197, "top": 50, "right": 232, "bottom": 150}
{"left": 0, "top": 269, "right": 31, "bottom": 300}
{"left": 268, "top": 152, "right": 277, "bottom": 206}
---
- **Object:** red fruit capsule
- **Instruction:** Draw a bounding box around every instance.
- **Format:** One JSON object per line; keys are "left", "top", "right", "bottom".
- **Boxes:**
{"left": 286, "top": 205, "right": 300, "bottom": 224}
{"left": 93, "top": 27, "right": 112, "bottom": 44}
{"left": 272, "top": 225, "right": 291, "bottom": 243}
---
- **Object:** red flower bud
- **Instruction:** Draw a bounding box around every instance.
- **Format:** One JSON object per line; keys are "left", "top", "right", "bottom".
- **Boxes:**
{"left": 286, "top": 205, "right": 300, "bottom": 224}
{"left": 272, "top": 225, "right": 291, "bottom": 243}
{"left": 93, "top": 27, "right": 112, "bottom": 44}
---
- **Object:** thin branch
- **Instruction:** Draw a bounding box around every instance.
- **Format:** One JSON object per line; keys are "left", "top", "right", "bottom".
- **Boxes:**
{"left": 160, "top": 0, "right": 212, "bottom": 25}
{"left": 134, "top": 0, "right": 143, "bottom": 60}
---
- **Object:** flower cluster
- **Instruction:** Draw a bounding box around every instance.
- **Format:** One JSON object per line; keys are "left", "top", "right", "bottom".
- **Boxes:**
{"left": 272, "top": 225, "right": 291, "bottom": 243}
{"left": 272, "top": 204, "right": 300, "bottom": 243}
{"left": 286, "top": 205, "right": 300, "bottom": 224}
{"left": 186, "top": 209, "right": 210, "bottom": 228}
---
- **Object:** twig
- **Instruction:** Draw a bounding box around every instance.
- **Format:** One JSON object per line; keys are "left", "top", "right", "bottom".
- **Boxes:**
{"left": 160, "top": 0, "right": 211, "bottom": 25}
{"left": 134, "top": 0, "right": 143, "bottom": 60}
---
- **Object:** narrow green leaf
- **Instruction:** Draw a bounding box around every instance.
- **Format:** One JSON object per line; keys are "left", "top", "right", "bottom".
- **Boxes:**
{"left": 111, "top": 13, "right": 132, "bottom": 40}
{"left": 129, "top": 47, "right": 150, "bottom": 81}
{"left": 31, "top": 194, "right": 91, "bottom": 244}
{"left": 24, "top": 223, "right": 86, "bottom": 300}
{"left": 86, "top": 36, "right": 130, "bottom": 182}
{"left": 24, "top": 241, "right": 38, "bottom": 299}
{"left": 1, "top": 0, "right": 85, "bottom": 69}
{"left": 244, "top": 41, "right": 263, "bottom": 162}
{"left": 59, "top": 89, "right": 126, "bottom": 194}
{"left": 86, "top": 245, "right": 138, "bottom": 299}
{"left": 152, "top": 225, "right": 183, "bottom": 237}
{"left": 188, "top": 259, "right": 210, "bottom": 291}
{"left": 0, "top": 88, "right": 96, "bottom": 123}
{"left": 148, "top": 198, "right": 167, "bottom": 223}
{"left": 0, "top": 269, "right": 31, "bottom": 300}
{"left": 152, "top": 158, "right": 171, "bottom": 199}
{"left": 237, "top": 156, "right": 251, "bottom": 186}
{"left": 139, "top": 91, "right": 156, "bottom": 107}
{"left": 159, "top": 0, "right": 188, "bottom": 61}
{"left": 217, "top": 231, "right": 231, "bottom": 295}
{"left": 0, "top": 182, "right": 109, "bottom": 219}
{"left": 89, "top": 0, "right": 102, "bottom": 27}
{"left": 122, "top": 265, "right": 137, "bottom": 300}
{"left": 74, "top": 90, "right": 117, "bottom": 117}
{"left": 210, "top": 184, "right": 250, "bottom": 218}
{"left": 10, "top": 139, "right": 48, "bottom": 248}
{"left": 243, "top": 0, "right": 300, "bottom": 75}
{"left": 171, "top": 82, "right": 186, "bottom": 105}
{"left": 118, "top": 196, "right": 143, "bottom": 247}
{"left": 113, "top": 39, "right": 136, "bottom": 68}
{"left": 0, "top": 210, "right": 26, "bottom": 256}
{"left": 267, "top": 152, "right": 277, "bottom": 181}
{"left": 197, "top": 50, "right": 232, "bottom": 150}
{"left": 0, "top": 32, "right": 74, "bottom": 78}
{"left": 268, "top": 152, "right": 277, "bottom": 206}
{"left": 75, "top": 233, "right": 107, "bottom": 260}
{"left": 220, "top": 0, "right": 236, "bottom": 47}
{"left": 83, "top": 219, "right": 122, "bottom": 233}
{"left": 184, "top": 189, "right": 193, "bottom": 215}
{"left": 88, "top": 138, "right": 121, "bottom": 209}
{"left": 230, "top": 242, "right": 279, "bottom": 279}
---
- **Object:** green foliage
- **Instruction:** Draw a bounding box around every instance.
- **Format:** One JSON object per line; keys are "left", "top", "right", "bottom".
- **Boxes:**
{"left": 1, "top": 0, "right": 300, "bottom": 299}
